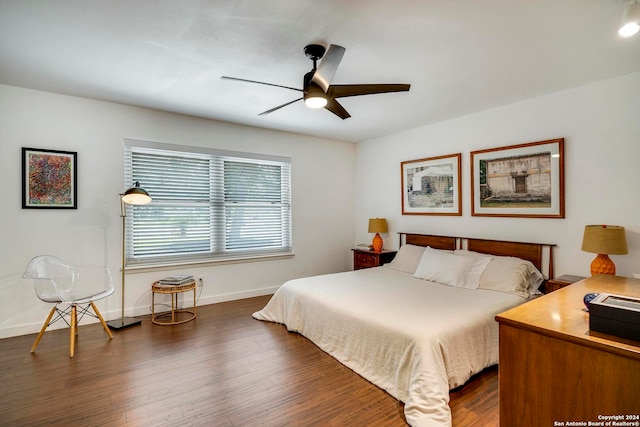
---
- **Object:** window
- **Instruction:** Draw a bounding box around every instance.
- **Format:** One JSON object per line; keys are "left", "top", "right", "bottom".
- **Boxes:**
{"left": 124, "top": 139, "right": 292, "bottom": 267}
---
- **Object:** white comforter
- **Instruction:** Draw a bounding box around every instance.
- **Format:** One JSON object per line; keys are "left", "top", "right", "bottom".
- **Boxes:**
{"left": 253, "top": 266, "right": 525, "bottom": 427}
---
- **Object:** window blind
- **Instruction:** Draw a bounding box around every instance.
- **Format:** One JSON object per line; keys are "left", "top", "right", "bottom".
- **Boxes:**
{"left": 124, "top": 139, "right": 292, "bottom": 267}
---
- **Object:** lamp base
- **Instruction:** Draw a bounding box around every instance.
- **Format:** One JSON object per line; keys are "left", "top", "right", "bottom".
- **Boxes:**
{"left": 590, "top": 254, "right": 616, "bottom": 276}
{"left": 372, "top": 233, "right": 384, "bottom": 253}
{"left": 107, "top": 317, "right": 142, "bottom": 330}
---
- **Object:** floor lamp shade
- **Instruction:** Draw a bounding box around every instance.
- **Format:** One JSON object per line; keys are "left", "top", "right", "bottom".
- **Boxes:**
{"left": 581, "top": 225, "right": 628, "bottom": 276}
{"left": 122, "top": 181, "right": 152, "bottom": 204}
{"left": 368, "top": 218, "right": 388, "bottom": 253}
{"left": 107, "top": 182, "right": 152, "bottom": 330}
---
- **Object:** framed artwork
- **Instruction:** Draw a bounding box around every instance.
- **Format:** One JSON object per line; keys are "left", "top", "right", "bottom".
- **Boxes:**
{"left": 401, "top": 153, "right": 462, "bottom": 215}
{"left": 470, "top": 138, "right": 564, "bottom": 218}
{"left": 22, "top": 147, "right": 77, "bottom": 209}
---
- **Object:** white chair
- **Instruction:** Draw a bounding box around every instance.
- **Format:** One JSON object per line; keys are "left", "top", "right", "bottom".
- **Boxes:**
{"left": 22, "top": 255, "right": 115, "bottom": 357}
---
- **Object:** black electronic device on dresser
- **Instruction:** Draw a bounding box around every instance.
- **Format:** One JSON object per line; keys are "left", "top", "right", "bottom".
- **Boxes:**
{"left": 589, "top": 292, "right": 640, "bottom": 342}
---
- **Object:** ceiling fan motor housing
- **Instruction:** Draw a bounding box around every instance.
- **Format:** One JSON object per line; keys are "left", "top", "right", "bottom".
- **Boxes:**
{"left": 303, "top": 71, "right": 327, "bottom": 107}
{"left": 303, "top": 71, "right": 320, "bottom": 91}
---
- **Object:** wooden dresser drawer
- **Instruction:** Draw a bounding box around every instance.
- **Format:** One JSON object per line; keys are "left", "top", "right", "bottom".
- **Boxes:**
{"left": 355, "top": 252, "right": 377, "bottom": 268}
{"left": 352, "top": 249, "right": 397, "bottom": 270}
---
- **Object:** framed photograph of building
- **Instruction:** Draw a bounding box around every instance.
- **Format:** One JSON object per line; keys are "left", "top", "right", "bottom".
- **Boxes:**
{"left": 22, "top": 147, "right": 77, "bottom": 209}
{"left": 470, "top": 138, "right": 564, "bottom": 218}
{"left": 401, "top": 153, "right": 461, "bottom": 215}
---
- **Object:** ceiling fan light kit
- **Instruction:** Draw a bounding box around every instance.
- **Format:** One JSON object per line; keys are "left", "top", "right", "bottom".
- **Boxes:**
{"left": 222, "top": 43, "right": 410, "bottom": 119}
{"left": 304, "top": 94, "right": 328, "bottom": 109}
{"left": 303, "top": 69, "right": 328, "bottom": 108}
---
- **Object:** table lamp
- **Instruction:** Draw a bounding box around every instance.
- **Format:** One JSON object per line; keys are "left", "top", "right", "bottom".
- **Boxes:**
{"left": 107, "top": 181, "right": 152, "bottom": 330}
{"left": 368, "top": 218, "right": 388, "bottom": 253}
{"left": 581, "top": 225, "right": 628, "bottom": 276}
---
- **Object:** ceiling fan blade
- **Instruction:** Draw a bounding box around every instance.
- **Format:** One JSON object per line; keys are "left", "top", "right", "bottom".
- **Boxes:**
{"left": 324, "top": 98, "right": 351, "bottom": 120}
{"left": 221, "top": 76, "right": 302, "bottom": 92}
{"left": 329, "top": 83, "right": 410, "bottom": 98}
{"left": 258, "top": 98, "right": 303, "bottom": 116}
{"left": 312, "top": 44, "right": 346, "bottom": 92}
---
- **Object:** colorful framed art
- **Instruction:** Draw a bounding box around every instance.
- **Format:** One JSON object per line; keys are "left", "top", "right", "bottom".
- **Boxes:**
{"left": 22, "top": 147, "right": 77, "bottom": 209}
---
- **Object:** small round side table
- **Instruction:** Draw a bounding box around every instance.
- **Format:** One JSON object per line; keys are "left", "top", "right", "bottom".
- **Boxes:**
{"left": 151, "top": 280, "right": 197, "bottom": 325}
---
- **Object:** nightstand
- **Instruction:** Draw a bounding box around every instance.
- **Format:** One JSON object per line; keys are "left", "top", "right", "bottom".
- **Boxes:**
{"left": 352, "top": 249, "right": 397, "bottom": 270}
{"left": 543, "top": 274, "right": 586, "bottom": 293}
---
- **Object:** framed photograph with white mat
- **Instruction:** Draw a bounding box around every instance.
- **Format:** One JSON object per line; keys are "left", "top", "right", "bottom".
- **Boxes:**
{"left": 470, "top": 138, "right": 564, "bottom": 218}
{"left": 401, "top": 153, "right": 461, "bottom": 215}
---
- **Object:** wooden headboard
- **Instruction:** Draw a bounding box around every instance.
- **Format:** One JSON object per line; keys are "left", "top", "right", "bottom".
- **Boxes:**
{"left": 466, "top": 238, "right": 545, "bottom": 272}
{"left": 399, "top": 232, "right": 555, "bottom": 278}
{"left": 403, "top": 233, "right": 457, "bottom": 251}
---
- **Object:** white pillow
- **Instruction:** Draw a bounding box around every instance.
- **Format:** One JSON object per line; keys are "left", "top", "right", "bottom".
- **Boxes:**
{"left": 413, "top": 247, "right": 490, "bottom": 289}
{"left": 454, "top": 249, "right": 544, "bottom": 297}
{"left": 385, "top": 244, "right": 426, "bottom": 273}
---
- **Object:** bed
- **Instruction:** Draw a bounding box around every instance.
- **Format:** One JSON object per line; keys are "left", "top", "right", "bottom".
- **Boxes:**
{"left": 253, "top": 233, "right": 554, "bottom": 426}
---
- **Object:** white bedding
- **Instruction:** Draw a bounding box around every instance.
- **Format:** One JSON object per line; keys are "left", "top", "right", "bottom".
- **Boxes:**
{"left": 252, "top": 266, "right": 526, "bottom": 427}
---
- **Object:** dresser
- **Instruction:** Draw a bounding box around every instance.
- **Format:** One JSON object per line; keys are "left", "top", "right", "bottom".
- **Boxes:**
{"left": 496, "top": 275, "right": 640, "bottom": 426}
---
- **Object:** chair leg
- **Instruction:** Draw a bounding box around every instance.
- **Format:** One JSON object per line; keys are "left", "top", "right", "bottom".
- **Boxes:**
{"left": 90, "top": 301, "right": 113, "bottom": 339}
{"left": 31, "top": 306, "right": 57, "bottom": 354}
{"left": 70, "top": 305, "right": 77, "bottom": 358}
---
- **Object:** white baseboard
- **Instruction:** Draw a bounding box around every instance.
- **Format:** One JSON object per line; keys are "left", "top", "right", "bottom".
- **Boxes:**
{"left": 0, "top": 286, "right": 279, "bottom": 339}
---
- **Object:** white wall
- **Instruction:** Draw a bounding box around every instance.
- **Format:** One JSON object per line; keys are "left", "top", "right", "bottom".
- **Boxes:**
{"left": 0, "top": 84, "right": 356, "bottom": 338}
{"left": 3, "top": 71, "right": 638, "bottom": 339}
{"left": 355, "top": 71, "right": 640, "bottom": 280}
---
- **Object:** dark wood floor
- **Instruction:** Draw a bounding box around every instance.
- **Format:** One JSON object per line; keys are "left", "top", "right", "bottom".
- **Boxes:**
{"left": 0, "top": 296, "right": 498, "bottom": 426}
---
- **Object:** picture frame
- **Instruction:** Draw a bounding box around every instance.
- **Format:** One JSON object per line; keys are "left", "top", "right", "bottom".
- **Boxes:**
{"left": 470, "top": 138, "right": 564, "bottom": 218}
{"left": 22, "top": 147, "right": 77, "bottom": 209}
{"left": 401, "top": 153, "right": 462, "bottom": 215}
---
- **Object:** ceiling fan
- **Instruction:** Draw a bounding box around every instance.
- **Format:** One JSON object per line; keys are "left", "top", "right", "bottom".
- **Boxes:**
{"left": 221, "top": 44, "right": 410, "bottom": 120}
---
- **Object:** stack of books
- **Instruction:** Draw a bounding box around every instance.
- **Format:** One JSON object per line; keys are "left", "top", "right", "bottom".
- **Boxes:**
{"left": 157, "top": 275, "right": 194, "bottom": 286}
{"left": 355, "top": 243, "right": 373, "bottom": 251}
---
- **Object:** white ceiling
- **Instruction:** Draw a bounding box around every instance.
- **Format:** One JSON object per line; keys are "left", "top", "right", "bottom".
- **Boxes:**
{"left": 1, "top": 0, "right": 638, "bottom": 142}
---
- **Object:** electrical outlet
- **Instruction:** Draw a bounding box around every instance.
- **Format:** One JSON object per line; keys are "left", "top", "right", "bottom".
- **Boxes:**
{"left": 197, "top": 277, "right": 204, "bottom": 286}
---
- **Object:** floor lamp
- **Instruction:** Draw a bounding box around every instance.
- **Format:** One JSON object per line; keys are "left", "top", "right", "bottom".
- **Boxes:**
{"left": 107, "top": 181, "right": 152, "bottom": 330}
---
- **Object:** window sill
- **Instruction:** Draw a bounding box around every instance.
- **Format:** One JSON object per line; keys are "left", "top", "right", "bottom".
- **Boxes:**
{"left": 124, "top": 252, "right": 295, "bottom": 274}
